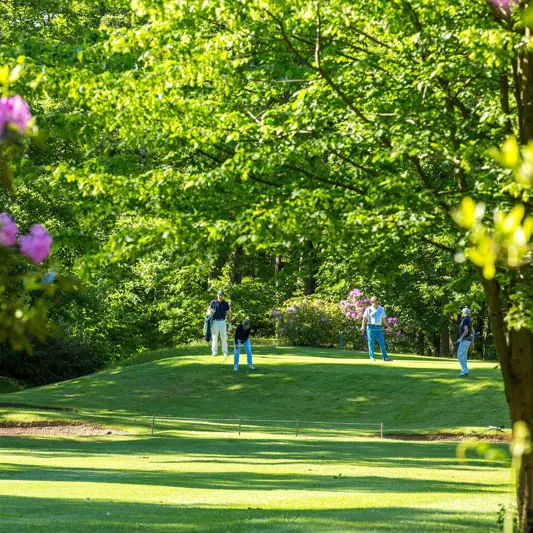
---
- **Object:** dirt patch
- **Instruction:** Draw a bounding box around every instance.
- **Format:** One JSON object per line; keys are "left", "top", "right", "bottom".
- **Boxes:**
{"left": 385, "top": 432, "right": 510, "bottom": 443}
{"left": 0, "top": 421, "right": 128, "bottom": 437}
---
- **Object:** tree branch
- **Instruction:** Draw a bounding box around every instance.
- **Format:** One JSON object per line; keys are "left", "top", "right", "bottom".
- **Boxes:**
{"left": 499, "top": 70, "right": 514, "bottom": 135}
{"left": 419, "top": 235, "right": 455, "bottom": 253}
{"left": 329, "top": 149, "right": 377, "bottom": 175}
{"left": 266, "top": 9, "right": 375, "bottom": 127}
{"left": 196, "top": 146, "right": 283, "bottom": 189}
{"left": 283, "top": 163, "right": 365, "bottom": 194}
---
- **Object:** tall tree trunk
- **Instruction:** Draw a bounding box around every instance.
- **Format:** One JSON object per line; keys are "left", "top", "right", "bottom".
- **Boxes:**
{"left": 473, "top": 302, "right": 487, "bottom": 360}
{"left": 481, "top": 277, "right": 533, "bottom": 532}
{"left": 510, "top": 327, "right": 533, "bottom": 532}
{"left": 301, "top": 241, "right": 318, "bottom": 296}
{"left": 517, "top": 47, "right": 533, "bottom": 145}
{"left": 208, "top": 250, "right": 229, "bottom": 285}
{"left": 439, "top": 326, "right": 450, "bottom": 357}
{"left": 506, "top": 30, "right": 533, "bottom": 530}
{"left": 229, "top": 246, "right": 244, "bottom": 284}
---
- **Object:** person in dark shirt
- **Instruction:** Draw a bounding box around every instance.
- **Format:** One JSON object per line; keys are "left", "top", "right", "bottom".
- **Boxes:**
{"left": 209, "top": 290, "right": 231, "bottom": 357}
{"left": 456, "top": 307, "right": 472, "bottom": 376}
{"left": 233, "top": 319, "right": 255, "bottom": 371}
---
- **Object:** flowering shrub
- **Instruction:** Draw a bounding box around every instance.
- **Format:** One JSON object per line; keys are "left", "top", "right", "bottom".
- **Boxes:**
{"left": 0, "top": 213, "right": 56, "bottom": 351}
{"left": 340, "top": 289, "right": 404, "bottom": 348}
{"left": 1, "top": 214, "right": 52, "bottom": 264}
{"left": 0, "top": 213, "right": 17, "bottom": 246}
{"left": 272, "top": 298, "right": 344, "bottom": 347}
{"left": 273, "top": 289, "right": 405, "bottom": 351}
{"left": 0, "top": 95, "right": 32, "bottom": 136}
{"left": 0, "top": 78, "right": 63, "bottom": 352}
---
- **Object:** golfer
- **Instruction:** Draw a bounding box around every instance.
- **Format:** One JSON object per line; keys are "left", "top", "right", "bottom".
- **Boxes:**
{"left": 456, "top": 307, "right": 472, "bottom": 376}
{"left": 209, "top": 290, "right": 231, "bottom": 357}
{"left": 361, "top": 296, "right": 393, "bottom": 361}
{"left": 233, "top": 319, "right": 255, "bottom": 372}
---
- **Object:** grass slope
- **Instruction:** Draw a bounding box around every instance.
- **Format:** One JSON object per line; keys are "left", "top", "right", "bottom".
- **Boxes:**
{"left": 0, "top": 346, "right": 511, "bottom": 532}
{"left": 0, "top": 345, "right": 509, "bottom": 433}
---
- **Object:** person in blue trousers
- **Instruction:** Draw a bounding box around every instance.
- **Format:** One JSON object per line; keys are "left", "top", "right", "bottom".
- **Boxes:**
{"left": 361, "top": 296, "right": 393, "bottom": 361}
{"left": 233, "top": 319, "right": 256, "bottom": 372}
{"left": 456, "top": 307, "right": 472, "bottom": 376}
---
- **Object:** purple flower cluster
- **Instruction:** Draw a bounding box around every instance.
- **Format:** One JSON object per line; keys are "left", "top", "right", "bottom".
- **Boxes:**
{"left": 340, "top": 291, "right": 371, "bottom": 322}
{"left": 20, "top": 225, "right": 53, "bottom": 264}
{"left": 0, "top": 213, "right": 52, "bottom": 264}
{"left": 0, "top": 96, "right": 32, "bottom": 137}
{"left": 342, "top": 288, "right": 404, "bottom": 338}
{"left": 0, "top": 213, "right": 18, "bottom": 246}
{"left": 490, "top": 0, "right": 518, "bottom": 17}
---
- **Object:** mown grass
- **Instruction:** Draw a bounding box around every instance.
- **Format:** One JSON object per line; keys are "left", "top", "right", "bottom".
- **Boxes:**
{"left": 0, "top": 345, "right": 509, "bottom": 434}
{"left": 0, "top": 345, "right": 511, "bottom": 531}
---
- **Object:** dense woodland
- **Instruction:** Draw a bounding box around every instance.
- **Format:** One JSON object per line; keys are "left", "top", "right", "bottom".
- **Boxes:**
{"left": 1, "top": 1, "right": 533, "bottom": 528}
{"left": 0, "top": 1, "right": 496, "bottom": 385}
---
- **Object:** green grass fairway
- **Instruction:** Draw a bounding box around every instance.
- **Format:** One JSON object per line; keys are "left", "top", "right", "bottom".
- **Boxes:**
{"left": 0, "top": 346, "right": 511, "bottom": 531}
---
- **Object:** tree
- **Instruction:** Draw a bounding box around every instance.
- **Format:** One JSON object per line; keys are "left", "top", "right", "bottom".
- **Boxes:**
{"left": 5, "top": 0, "right": 532, "bottom": 526}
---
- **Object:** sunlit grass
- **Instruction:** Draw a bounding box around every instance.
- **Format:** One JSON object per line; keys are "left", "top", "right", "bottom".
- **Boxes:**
{"left": 0, "top": 432, "right": 510, "bottom": 532}
{"left": 0, "top": 344, "right": 511, "bottom": 531}
{"left": 0, "top": 345, "right": 509, "bottom": 434}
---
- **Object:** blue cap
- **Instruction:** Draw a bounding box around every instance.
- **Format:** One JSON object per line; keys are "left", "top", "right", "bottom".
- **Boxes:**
{"left": 217, "top": 290, "right": 224, "bottom": 295}
{"left": 462, "top": 307, "right": 470, "bottom": 314}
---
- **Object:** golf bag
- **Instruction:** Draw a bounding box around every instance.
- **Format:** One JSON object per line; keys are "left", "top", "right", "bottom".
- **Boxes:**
{"left": 203, "top": 315, "right": 213, "bottom": 343}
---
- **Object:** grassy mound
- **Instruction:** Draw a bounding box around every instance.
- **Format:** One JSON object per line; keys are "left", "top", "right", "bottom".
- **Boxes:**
{"left": 0, "top": 345, "right": 508, "bottom": 434}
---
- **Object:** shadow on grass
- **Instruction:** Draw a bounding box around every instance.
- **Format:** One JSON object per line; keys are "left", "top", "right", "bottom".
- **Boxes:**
{"left": 0, "top": 434, "right": 509, "bottom": 470}
{"left": 0, "top": 460, "right": 506, "bottom": 494}
{"left": 0, "top": 495, "right": 499, "bottom": 532}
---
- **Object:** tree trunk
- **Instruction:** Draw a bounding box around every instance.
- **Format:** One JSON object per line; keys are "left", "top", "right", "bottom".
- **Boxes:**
{"left": 481, "top": 277, "right": 533, "bottom": 532}
{"left": 301, "top": 241, "right": 318, "bottom": 296}
{"left": 521, "top": 450, "right": 533, "bottom": 533}
{"left": 517, "top": 47, "right": 533, "bottom": 145}
{"left": 511, "top": 32, "right": 533, "bottom": 532}
{"left": 510, "top": 327, "right": 533, "bottom": 532}
{"left": 439, "top": 326, "right": 450, "bottom": 357}
{"left": 229, "top": 246, "right": 244, "bottom": 284}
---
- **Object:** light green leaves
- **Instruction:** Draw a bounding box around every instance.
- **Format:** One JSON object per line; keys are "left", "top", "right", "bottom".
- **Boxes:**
{"left": 453, "top": 197, "right": 532, "bottom": 279}
{"left": 451, "top": 197, "right": 485, "bottom": 230}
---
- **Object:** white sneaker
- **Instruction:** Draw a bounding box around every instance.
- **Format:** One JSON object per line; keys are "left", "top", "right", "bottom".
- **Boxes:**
{"left": 249, "top": 366, "right": 256, "bottom": 370}
{"left": 233, "top": 367, "right": 238, "bottom": 372}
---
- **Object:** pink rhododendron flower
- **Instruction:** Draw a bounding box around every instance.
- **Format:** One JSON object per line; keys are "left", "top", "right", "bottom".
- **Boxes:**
{"left": 491, "top": 0, "right": 518, "bottom": 16}
{"left": 0, "top": 95, "right": 32, "bottom": 136}
{"left": 0, "top": 104, "right": 8, "bottom": 137}
{"left": 0, "top": 213, "right": 18, "bottom": 246}
{"left": 20, "top": 224, "right": 52, "bottom": 264}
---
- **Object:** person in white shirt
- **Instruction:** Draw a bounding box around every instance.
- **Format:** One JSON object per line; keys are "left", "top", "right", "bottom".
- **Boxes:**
{"left": 360, "top": 296, "right": 393, "bottom": 361}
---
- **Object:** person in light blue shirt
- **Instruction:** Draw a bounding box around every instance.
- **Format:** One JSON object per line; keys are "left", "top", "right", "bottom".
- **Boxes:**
{"left": 361, "top": 296, "right": 393, "bottom": 361}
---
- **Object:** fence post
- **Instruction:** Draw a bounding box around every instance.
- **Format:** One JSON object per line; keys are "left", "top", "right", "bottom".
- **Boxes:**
{"left": 151, "top": 415, "right": 155, "bottom": 435}
{"left": 380, "top": 422, "right": 383, "bottom": 439}
{"left": 239, "top": 418, "right": 242, "bottom": 436}
{"left": 296, "top": 419, "right": 300, "bottom": 437}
